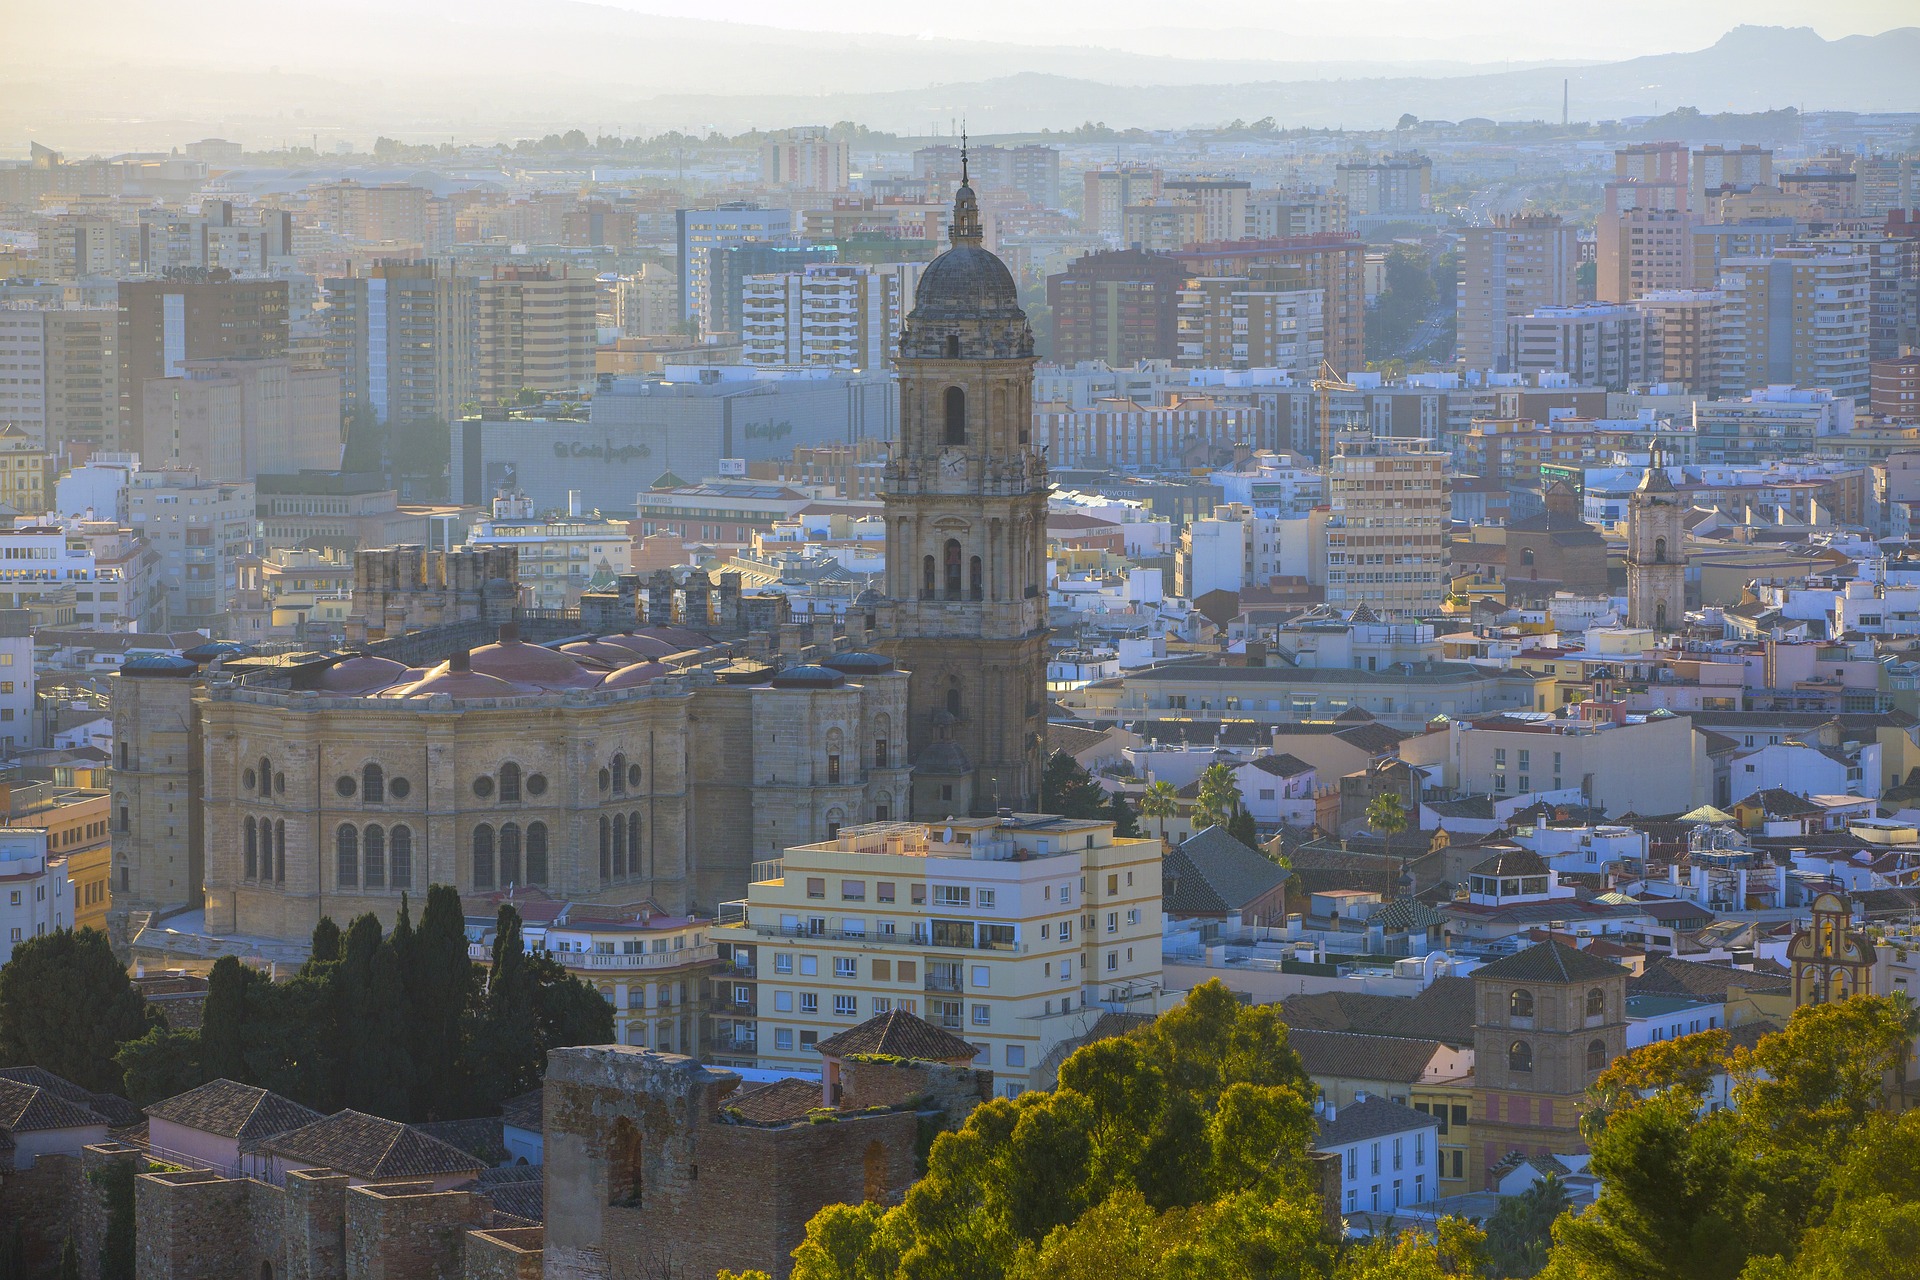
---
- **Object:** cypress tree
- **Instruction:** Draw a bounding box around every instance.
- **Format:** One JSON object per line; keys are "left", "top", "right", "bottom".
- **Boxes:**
{"left": 308, "top": 916, "right": 342, "bottom": 968}
{"left": 409, "top": 885, "right": 475, "bottom": 1120}
{"left": 467, "top": 905, "right": 542, "bottom": 1113}
{"left": 199, "top": 956, "right": 255, "bottom": 1084}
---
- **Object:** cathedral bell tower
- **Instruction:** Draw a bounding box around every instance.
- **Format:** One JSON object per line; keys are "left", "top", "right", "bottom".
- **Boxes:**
{"left": 878, "top": 146, "right": 1049, "bottom": 817}
{"left": 1626, "top": 445, "right": 1686, "bottom": 631}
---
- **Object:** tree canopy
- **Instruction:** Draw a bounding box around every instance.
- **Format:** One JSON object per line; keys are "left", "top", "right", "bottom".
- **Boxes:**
{"left": 1194, "top": 763, "right": 1245, "bottom": 833}
{"left": 1040, "top": 751, "right": 1109, "bottom": 820}
{"left": 0, "top": 929, "right": 154, "bottom": 1094}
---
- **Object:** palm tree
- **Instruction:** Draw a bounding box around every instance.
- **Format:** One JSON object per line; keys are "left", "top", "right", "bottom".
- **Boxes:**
{"left": 1140, "top": 780, "right": 1179, "bottom": 844}
{"left": 1366, "top": 792, "right": 1409, "bottom": 866}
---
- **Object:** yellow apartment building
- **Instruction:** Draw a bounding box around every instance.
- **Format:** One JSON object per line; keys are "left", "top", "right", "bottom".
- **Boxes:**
{"left": 1, "top": 784, "right": 110, "bottom": 931}
{"left": 714, "top": 814, "right": 1164, "bottom": 1096}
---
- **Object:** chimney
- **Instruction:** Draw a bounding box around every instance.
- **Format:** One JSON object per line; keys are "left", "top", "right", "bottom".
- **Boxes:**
{"left": 498, "top": 621, "right": 521, "bottom": 644}
{"left": 450, "top": 649, "right": 472, "bottom": 673}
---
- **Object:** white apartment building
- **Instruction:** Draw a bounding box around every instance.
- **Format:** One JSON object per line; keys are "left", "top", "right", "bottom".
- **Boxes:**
{"left": 1177, "top": 503, "right": 1323, "bottom": 598}
{"left": 0, "top": 830, "right": 71, "bottom": 961}
{"left": 0, "top": 308, "right": 48, "bottom": 446}
{"left": 611, "top": 265, "right": 679, "bottom": 338}
{"left": 1504, "top": 304, "right": 1659, "bottom": 393}
{"left": 1317, "top": 1097, "right": 1443, "bottom": 1219}
{"left": 124, "top": 468, "right": 257, "bottom": 632}
{"left": 740, "top": 263, "right": 924, "bottom": 371}
{"left": 465, "top": 491, "right": 632, "bottom": 611}
{"left": 1718, "top": 248, "right": 1871, "bottom": 400}
{"left": 714, "top": 815, "right": 1164, "bottom": 1096}
{"left": 1324, "top": 434, "right": 1450, "bottom": 619}
{"left": 760, "top": 128, "right": 851, "bottom": 193}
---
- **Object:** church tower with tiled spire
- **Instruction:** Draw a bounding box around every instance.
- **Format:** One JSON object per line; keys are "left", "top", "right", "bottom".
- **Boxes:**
{"left": 878, "top": 143, "right": 1049, "bottom": 817}
{"left": 1626, "top": 444, "right": 1687, "bottom": 630}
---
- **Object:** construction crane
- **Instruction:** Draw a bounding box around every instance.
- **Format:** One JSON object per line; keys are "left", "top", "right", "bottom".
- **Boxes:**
{"left": 1310, "top": 360, "right": 1360, "bottom": 473}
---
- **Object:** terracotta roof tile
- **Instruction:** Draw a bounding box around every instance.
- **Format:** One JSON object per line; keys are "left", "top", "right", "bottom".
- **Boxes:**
{"left": 0, "top": 1078, "right": 105, "bottom": 1133}
{"left": 1474, "top": 940, "right": 1630, "bottom": 985}
{"left": 814, "top": 1009, "right": 977, "bottom": 1062}
{"left": 145, "top": 1079, "right": 323, "bottom": 1142}
{"left": 260, "top": 1110, "right": 486, "bottom": 1181}
{"left": 724, "top": 1079, "right": 825, "bottom": 1125}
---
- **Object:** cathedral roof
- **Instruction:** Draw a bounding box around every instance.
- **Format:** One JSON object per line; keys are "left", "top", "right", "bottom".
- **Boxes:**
{"left": 1636, "top": 464, "right": 1677, "bottom": 495}
{"left": 899, "top": 143, "right": 1033, "bottom": 361}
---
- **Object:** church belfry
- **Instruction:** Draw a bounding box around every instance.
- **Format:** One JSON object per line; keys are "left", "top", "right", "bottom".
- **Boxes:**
{"left": 878, "top": 146, "right": 1049, "bottom": 817}
{"left": 1626, "top": 446, "right": 1686, "bottom": 631}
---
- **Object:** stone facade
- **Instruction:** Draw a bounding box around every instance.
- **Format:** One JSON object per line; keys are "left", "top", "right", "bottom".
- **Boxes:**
{"left": 344, "top": 546, "right": 519, "bottom": 646}
{"left": 1626, "top": 459, "right": 1687, "bottom": 631}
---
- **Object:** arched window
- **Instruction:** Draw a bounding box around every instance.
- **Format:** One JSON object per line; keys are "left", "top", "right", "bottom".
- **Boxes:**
{"left": 612, "top": 813, "right": 627, "bottom": 877}
{"left": 1586, "top": 987, "right": 1605, "bottom": 1019}
{"left": 1656, "top": 601, "right": 1669, "bottom": 630}
{"left": 274, "top": 820, "right": 286, "bottom": 883}
{"left": 944, "top": 386, "right": 966, "bottom": 445}
{"left": 336, "top": 825, "right": 358, "bottom": 889}
{"left": 1508, "top": 1040, "right": 1533, "bottom": 1073}
{"left": 1654, "top": 536, "right": 1668, "bottom": 564}
{"left": 609, "top": 1116, "right": 644, "bottom": 1207}
{"left": 599, "top": 816, "right": 611, "bottom": 881}
{"left": 259, "top": 757, "right": 272, "bottom": 792}
{"left": 944, "top": 539, "right": 963, "bottom": 599}
{"left": 499, "top": 762, "right": 522, "bottom": 805}
{"left": 390, "top": 825, "right": 413, "bottom": 889}
{"left": 473, "top": 825, "right": 495, "bottom": 890}
{"left": 921, "top": 555, "right": 936, "bottom": 599}
{"left": 1520, "top": 546, "right": 1535, "bottom": 570}
{"left": 1510, "top": 988, "right": 1534, "bottom": 1019}
{"left": 946, "top": 686, "right": 962, "bottom": 718}
{"left": 1587, "top": 1039, "right": 1608, "bottom": 1071}
{"left": 363, "top": 825, "right": 385, "bottom": 888}
{"left": 244, "top": 817, "right": 258, "bottom": 880}
{"left": 527, "top": 822, "right": 548, "bottom": 885}
{"left": 628, "top": 813, "right": 642, "bottom": 877}
{"left": 500, "top": 823, "right": 522, "bottom": 888}
{"left": 362, "top": 763, "right": 384, "bottom": 804}
{"left": 969, "top": 555, "right": 983, "bottom": 600}
{"left": 944, "top": 333, "right": 960, "bottom": 360}
{"left": 612, "top": 752, "right": 627, "bottom": 795}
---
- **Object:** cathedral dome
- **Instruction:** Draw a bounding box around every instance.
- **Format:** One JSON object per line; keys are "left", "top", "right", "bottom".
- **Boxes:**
{"left": 898, "top": 155, "right": 1034, "bottom": 361}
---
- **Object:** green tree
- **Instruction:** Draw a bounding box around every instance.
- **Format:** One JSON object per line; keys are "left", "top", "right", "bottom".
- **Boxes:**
{"left": 1486, "top": 1173, "right": 1569, "bottom": 1277}
{"left": 114, "top": 1026, "right": 203, "bottom": 1107}
{"left": 200, "top": 955, "right": 264, "bottom": 1083}
{"left": 409, "top": 885, "right": 476, "bottom": 1120}
{"left": 1138, "top": 781, "right": 1178, "bottom": 842}
{"left": 1193, "top": 764, "right": 1243, "bottom": 832}
{"left": 308, "top": 916, "right": 342, "bottom": 967}
{"left": 464, "top": 905, "right": 543, "bottom": 1113}
{"left": 0, "top": 1219, "right": 23, "bottom": 1280}
{"left": 526, "top": 949, "right": 615, "bottom": 1053}
{"left": 338, "top": 915, "right": 415, "bottom": 1118}
{"left": 1227, "top": 807, "right": 1259, "bottom": 848}
{"left": 1107, "top": 791, "right": 1142, "bottom": 839}
{"left": 1040, "top": 751, "right": 1109, "bottom": 820}
{"left": 0, "top": 929, "right": 153, "bottom": 1094}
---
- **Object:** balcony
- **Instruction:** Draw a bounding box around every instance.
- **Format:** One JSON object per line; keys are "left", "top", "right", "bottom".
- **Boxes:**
{"left": 555, "top": 942, "right": 718, "bottom": 971}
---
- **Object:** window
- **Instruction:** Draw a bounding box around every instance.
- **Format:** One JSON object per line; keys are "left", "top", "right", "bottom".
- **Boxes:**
{"left": 872, "top": 959, "right": 890, "bottom": 981}
{"left": 874, "top": 739, "right": 889, "bottom": 769}
{"left": 1126, "top": 908, "right": 1141, "bottom": 925}
{"left": 243, "top": 816, "right": 258, "bottom": 879}
{"left": 1106, "top": 951, "right": 1118, "bottom": 971}
{"left": 944, "top": 385, "right": 966, "bottom": 445}
{"left": 1587, "top": 1038, "right": 1608, "bottom": 1071}
{"left": 1006, "top": 1044, "right": 1025, "bottom": 1068}
{"left": 799, "top": 993, "right": 819, "bottom": 1014}
{"left": 976, "top": 889, "right": 995, "bottom": 909}
{"left": 1107, "top": 911, "right": 1118, "bottom": 934}
{"left": 876, "top": 881, "right": 896, "bottom": 903}
{"left": 872, "top": 997, "right": 891, "bottom": 1014}
{"left": 827, "top": 754, "right": 841, "bottom": 785}
{"left": 774, "top": 1029, "right": 793, "bottom": 1051}
{"left": 1586, "top": 987, "right": 1605, "bottom": 1018}
{"left": 1393, "top": 1137, "right": 1403, "bottom": 1171}
{"left": 499, "top": 822, "right": 522, "bottom": 887}
{"left": 526, "top": 822, "right": 548, "bottom": 885}
{"left": 841, "top": 879, "right": 864, "bottom": 901}
{"left": 944, "top": 539, "right": 963, "bottom": 599}
{"left": 799, "top": 956, "right": 818, "bottom": 976}
{"left": 363, "top": 825, "right": 385, "bottom": 888}
{"left": 774, "top": 953, "right": 793, "bottom": 975}
{"left": 835, "top": 957, "right": 857, "bottom": 978}
{"left": 972, "top": 1004, "right": 991, "bottom": 1026}
{"left": 834, "top": 995, "right": 858, "bottom": 1017}
{"left": 972, "top": 965, "right": 990, "bottom": 988}
{"left": 362, "top": 763, "right": 384, "bottom": 804}
{"left": 1510, "top": 988, "right": 1534, "bottom": 1019}
{"left": 774, "top": 991, "right": 793, "bottom": 1012}
{"left": 932, "top": 885, "right": 970, "bottom": 907}
{"left": 807, "top": 877, "right": 826, "bottom": 899}
{"left": 336, "top": 824, "right": 358, "bottom": 888}
{"left": 1509, "top": 1040, "right": 1533, "bottom": 1073}
{"left": 473, "top": 825, "right": 495, "bottom": 889}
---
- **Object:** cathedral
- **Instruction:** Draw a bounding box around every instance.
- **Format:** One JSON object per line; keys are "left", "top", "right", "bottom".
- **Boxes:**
{"left": 107, "top": 166, "right": 1052, "bottom": 947}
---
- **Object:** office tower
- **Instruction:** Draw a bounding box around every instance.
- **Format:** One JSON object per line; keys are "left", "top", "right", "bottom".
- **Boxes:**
{"left": 1504, "top": 303, "right": 1659, "bottom": 392}
{"left": 472, "top": 264, "right": 599, "bottom": 402}
{"left": 1324, "top": 434, "right": 1449, "bottom": 620}
{"left": 312, "top": 180, "right": 433, "bottom": 245}
{"left": 1083, "top": 167, "right": 1162, "bottom": 244}
{"left": 322, "top": 260, "right": 473, "bottom": 425}
{"left": 1636, "top": 290, "right": 1725, "bottom": 394}
{"left": 1175, "top": 271, "right": 1326, "bottom": 374}
{"left": 704, "top": 241, "right": 837, "bottom": 342}
{"left": 1165, "top": 179, "right": 1253, "bottom": 243}
{"left": 675, "top": 204, "right": 794, "bottom": 333}
{"left": 139, "top": 358, "right": 342, "bottom": 481}
{"left": 1335, "top": 153, "right": 1433, "bottom": 218}
{"left": 1692, "top": 145, "right": 1773, "bottom": 209}
{"left": 1046, "top": 249, "right": 1189, "bottom": 366}
{"left": 1615, "top": 142, "right": 1690, "bottom": 207}
{"left": 1718, "top": 246, "right": 1870, "bottom": 399}
{"left": 1456, "top": 214, "right": 1578, "bottom": 371}
{"left": 1175, "top": 237, "right": 1367, "bottom": 374}
{"left": 740, "top": 262, "right": 923, "bottom": 371}
{"left": 117, "top": 277, "right": 288, "bottom": 451}
{"left": 759, "top": 127, "right": 851, "bottom": 192}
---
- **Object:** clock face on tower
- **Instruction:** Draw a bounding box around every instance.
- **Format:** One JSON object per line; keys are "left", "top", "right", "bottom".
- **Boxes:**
{"left": 939, "top": 449, "right": 967, "bottom": 476}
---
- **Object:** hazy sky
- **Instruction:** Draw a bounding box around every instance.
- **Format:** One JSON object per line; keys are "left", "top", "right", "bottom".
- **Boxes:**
{"left": 596, "top": 0, "right": 1914, "bottom": 62}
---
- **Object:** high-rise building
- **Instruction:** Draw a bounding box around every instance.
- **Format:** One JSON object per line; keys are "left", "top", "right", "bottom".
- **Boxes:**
{"left": 1121, "top": 203, "right": 1202, "bottom": 254}
{"left": 1690, "top": 220, "right": 1799, "bottom": 290}
{"left": 877, "top": 172, "right": 1049, "bottom": 815}
{"left": 1335, "top": 154, "right": 1433, "bottom": 218}
{"left": 1247, "top": 190, "right": 1346, "bottom": 239}
{"left": 322, "top": 260, "right": 473, "bottom": 425}
{"left": 759, "top": 127, "right": 851, "bottom": 192}
{"left": 138, "top": 358, "right": 342, "bottom": 481}
{"left": 1858, "top": 155, "right": 1920, "bottom": 218}
{"left": 1872, "top": 354, "right": 1920, "bottom": 423}
{"left": 473, "top": 264, "right": 599, "bottom": 402}
{"left": 675, "top": 205, "right": 794, "bottom": 333}
{"left": 1807, "top": 226, "right": 1920, "bottom": 360}
{"left": 1083, "top": 167, "right": 1162, "bottom": 245}
{"left": 1718, "top": 247, "right": 1870, "bottom": 399}
{"left": 1692, "top": 145, "right": 1773, "bottom": 209}
{"left": 312, "top": 180, "right": 432, "bottom": 245}
{"left": 611, "top": 264, "right": 679, "bottom": 338}
{"left": 0, "top": 425, "right": 49, "bottom": 517}
{"left": 1456, "top": 214, "right": 1579, "bottom": 372}
{"left": 1324, "top": 434, "right": 1449, "bottom": 619}
{"left": 1174, "top": 272, "right": 1326, "bottom": 375}
{"left": 1615, "top": 142, "right": 1690, "bottom": 206}
{"left": 1596, "top": 194, "right": 1694, "bottom": 303}
{"left": 1174, "top": 236, "right": 1366, "bottom": 375}
{"left": 1164, "top": 179, "right": 1253, "bottom": 243}
{"left": 1046, "top": 249, "right": 1189, "bottom": 367}
{"left": 912, "top": 144, "right": 1061, "bottom": 208}
{"left": 740, "top": 263, "right": 924, "bottom": 371}
{"left": 125, "top": 467, "right": 257, "bottom": 631}
{"left": 117, "top": 277, "right": 288, "bottom": 452}
{"left": 704, "top": 242, "right": 838, "bottom": 342}
{"left": 1504, "top": 303, "right": 1659, "bottom": 392}
{"left": 1636, "top": 290, "right": 1724, "bottom": 394}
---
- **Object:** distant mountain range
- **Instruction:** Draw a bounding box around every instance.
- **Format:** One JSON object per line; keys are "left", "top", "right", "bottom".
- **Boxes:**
{"left": 6, "top": 6, "right": 1918, "bottom": 151}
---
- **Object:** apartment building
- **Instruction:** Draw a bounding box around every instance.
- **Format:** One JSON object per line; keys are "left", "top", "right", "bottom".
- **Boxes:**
{"left": 1248, "top": 190, "right": 1347, "bottom": 239}
{"left": 1504, "top": 304, "right": 1659, "bottom": 392}
{"left": 1032, "top": 395, "right": 1258, "bottom": 471}
{"left": 1457, "top": 214, "right": 1578, "bottom": 372}
{"left": 1121, "top": 203, "right": 1202, "bottom": 255}
{"left": 1325, "top": 434, "right": 1450, "bottom": 619}
{"left": 139, "top": 358, "right": 341, "bottom": 481}
{"left": 311, "top": 180, "right": 432, "bottom": 245}
{"left": 0, "top": 830, "right": 72, "bottom": 963}
{"left": 1165, "top": 179, "right": 1253, "bottom": 243}
{"left": 473, "top": 264, "right": 598, "bottom": 402}
{"left": 0, "top": 783, "right": 110, "bottom": 933}
{"left": 1615, "top": 142, "right": 1690, "bottom": 205}
{"left": 914, "top": 143, "right": 1061, "bottom": 208}
{"left": 322, "top": 260, "right": 473, "bottom": 425}
{"left": 1636, "top": 290, "right": 1725, "bottom": 394}
{"left": 1696, "top": 386, "right": 1856, "bottom": 465}
{"left": 1692, "top": 145, "right": 1773, "bottom": 209}
{"left": 1174, "top": 272, "right": 1327, "bottom": 375}
{"left": 0, "top": 306, "right": 117, "bottom": 455}
{"left": 740, "top": 263, "right": 923, "bottom": 371}
{"left": 713, "top": 814, "right": 1164, "bottom": 1096}
{"left": 542, "top": 908, "right": 718, "bottom": 1054}
{"left": 1873, "top": 354, "right": 1920, "bottom": 423}
{"left": 1336, "top": 154, "right": 1433, "bottom": 218}
{"left": 0, "top": 426, "right": 48, "bottom": 518}
{"left": 1718, "top": 246, "right": 1871, "bottom": 399}
{"left": 1047, "top": 250, "right": 1189, "bottom": 366}
{"left": 1690, "top": 220, "right": 1798, "bottom": 290}
{"left": 1596, "top": 205, "right": 1694, "bottom": 304}
{"left": 464, "top": 491, "right": 632, "bottom": 610}
{"left": 1174, "top": 236, "right": 1366, "bottom": 374}
{"left": 1083, "top": 167, "right": 1164, "bottom": 244}
{"left": 125, "top": 468, "right": 257, "bottom": 632}
{"left": 675, "top": 204, "right": 794, "bottom": 333}
{"left": 611, "top": 265, "right": 679, "bottom": 338}
{"left": 759, "top": 127, "right": 851, "bottom": 192}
